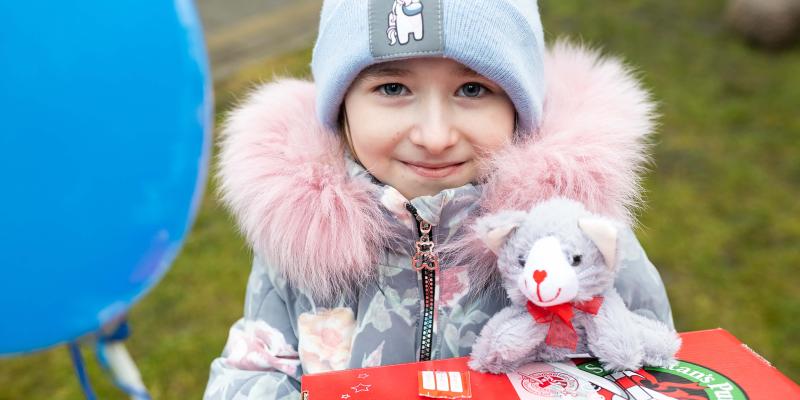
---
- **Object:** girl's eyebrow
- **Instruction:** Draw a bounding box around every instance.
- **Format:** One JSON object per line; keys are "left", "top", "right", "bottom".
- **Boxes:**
{"left": 357, "top": 64, "right": 488, "bottom": 82}
{"left": 359, "top": 65, "right": 412, "bottom": 80}
{"left": 455, "top": 66, "right": 502, "bottom": 89}
{"left": 456, "top": 65, "right": 482, "bottom": 78}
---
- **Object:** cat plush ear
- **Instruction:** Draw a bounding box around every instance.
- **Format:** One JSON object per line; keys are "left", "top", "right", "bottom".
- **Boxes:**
{"left": 578, "top": 218, "right": 618, "bottom": 270}
{"left": 474, "top": 211, "right": 528, "bottom": 255}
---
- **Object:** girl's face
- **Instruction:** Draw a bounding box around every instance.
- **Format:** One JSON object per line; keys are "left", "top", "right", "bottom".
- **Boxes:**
{"left": 343, "top": 57, "right": 516, "bottom": 200}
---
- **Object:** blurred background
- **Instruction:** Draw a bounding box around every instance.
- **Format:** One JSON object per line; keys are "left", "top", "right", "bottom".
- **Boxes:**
{"left": 1, "top": 0, "right": 798, "bottom": 398}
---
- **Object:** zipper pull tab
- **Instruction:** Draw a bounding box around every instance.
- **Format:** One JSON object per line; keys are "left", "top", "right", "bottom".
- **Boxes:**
{"left": 407, "top": 203, "right": 439, "bottom": 272}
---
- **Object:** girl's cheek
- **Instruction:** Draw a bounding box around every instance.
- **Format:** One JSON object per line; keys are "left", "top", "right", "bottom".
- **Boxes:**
{"left": 349, "top": 117, "right": 408, "bottom": 164}
{"left": 361, "top": 112, "right": 413, "bottom": 142}
{"left": 457, "top": 106, "right": 514, "bottom": 147}
{"left": 355, "top": 116, "right": 403, "bottom": 143}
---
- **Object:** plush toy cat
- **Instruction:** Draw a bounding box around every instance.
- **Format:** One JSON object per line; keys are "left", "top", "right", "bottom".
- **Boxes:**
{"left": 468, "top": 198, "right": 681, "bottom": 373}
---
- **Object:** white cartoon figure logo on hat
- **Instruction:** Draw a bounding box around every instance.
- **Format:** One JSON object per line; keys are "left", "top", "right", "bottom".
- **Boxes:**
{"left": 387, "top": 0, "right": 424, "bottom": 45}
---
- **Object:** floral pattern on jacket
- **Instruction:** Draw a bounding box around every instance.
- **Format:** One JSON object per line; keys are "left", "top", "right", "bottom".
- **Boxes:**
{"left": 297, "top": 307, "right": 356, "bottom": 374}
{"left": 225, "top": 320, "right": 300, "bottom": 375}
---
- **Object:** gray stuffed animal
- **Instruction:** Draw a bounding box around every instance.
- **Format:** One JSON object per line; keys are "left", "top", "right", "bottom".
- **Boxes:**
{"left": 468, "top": 198, "right": 681, "bottom": 373}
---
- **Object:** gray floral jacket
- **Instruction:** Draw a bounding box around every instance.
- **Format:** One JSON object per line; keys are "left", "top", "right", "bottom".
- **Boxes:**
{"left": 205, "top": 44, "right": 672, "bottom": 399}
{"left": 204, "top": 167, "right": 673, "bottom": 400}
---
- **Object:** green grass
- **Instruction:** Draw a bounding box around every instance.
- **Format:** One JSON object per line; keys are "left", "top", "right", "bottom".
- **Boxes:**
{"left": 1, "top": 1, "right": 798, "bottom": 398}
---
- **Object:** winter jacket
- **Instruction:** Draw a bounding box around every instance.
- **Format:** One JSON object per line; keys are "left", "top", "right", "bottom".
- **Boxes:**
{"left": 203, "top": 42, "right": 674, "bottom": 400}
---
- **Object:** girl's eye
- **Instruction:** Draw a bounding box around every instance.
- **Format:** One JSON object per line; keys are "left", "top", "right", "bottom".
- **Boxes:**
{"left": 379, "top": 83, "right": 408, "bottom": 96}
{"left": 457, "top": 82, "right": 487, "bottom": 98}
{"left": 570, "top": 254, "right": 583, "bottom": 267}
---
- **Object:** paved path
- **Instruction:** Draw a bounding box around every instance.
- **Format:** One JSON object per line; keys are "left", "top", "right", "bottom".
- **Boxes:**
{"left": 196, "top": 0, "right": 323, "bottom": 81}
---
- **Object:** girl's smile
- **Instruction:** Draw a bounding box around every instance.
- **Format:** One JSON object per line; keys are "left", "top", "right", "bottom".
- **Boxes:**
{"left": 400, "top": 160, "right": 466, "bottom": 179}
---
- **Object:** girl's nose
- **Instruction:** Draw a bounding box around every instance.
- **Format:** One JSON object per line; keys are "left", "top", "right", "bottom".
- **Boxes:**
{"left": 408, "top": 99, "right": 458, "bottom": 155}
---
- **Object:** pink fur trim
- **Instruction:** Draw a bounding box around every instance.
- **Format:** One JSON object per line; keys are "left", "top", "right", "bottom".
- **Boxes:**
{"left": 484, "top": 40, "right": 655, "bottom": 222}
{"left": 217, "top": 80, "right": 395, "bottom": 300}
{"left": 217, "top": 42, "right": 656, "bottom": 299}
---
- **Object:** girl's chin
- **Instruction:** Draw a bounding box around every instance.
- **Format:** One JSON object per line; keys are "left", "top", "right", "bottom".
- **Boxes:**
{"left": 373, "top": 161, "right": 477, "bottom": 199}
{"left": 402, "top": 178, "right": 474, "bottom": 199}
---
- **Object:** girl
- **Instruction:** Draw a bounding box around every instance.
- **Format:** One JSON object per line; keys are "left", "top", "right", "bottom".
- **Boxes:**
{"left": 205, "top": 1, "right": 674, "bottom": 398}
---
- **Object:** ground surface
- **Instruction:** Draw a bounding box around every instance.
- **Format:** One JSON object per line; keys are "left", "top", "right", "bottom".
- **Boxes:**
{"left": 197, "top": 0, "right": 322, "bottom": 81}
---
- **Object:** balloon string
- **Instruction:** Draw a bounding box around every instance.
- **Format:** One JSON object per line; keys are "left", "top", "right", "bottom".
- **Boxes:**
{"left": 68, "top": 342, "right": 97, "bottom": 400}
{"left": 95, "top": 343, "right": 151, "bottom": 400}
{"left": 96, "top": 321, "right": 152, "bottom": 400}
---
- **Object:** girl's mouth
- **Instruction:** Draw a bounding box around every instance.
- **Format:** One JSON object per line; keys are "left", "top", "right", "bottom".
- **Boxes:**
{"left": 402, "top": 161, "right": 465, "bottom": 179}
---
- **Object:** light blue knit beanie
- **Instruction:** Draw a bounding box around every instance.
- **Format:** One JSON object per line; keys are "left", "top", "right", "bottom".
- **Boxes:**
{"left": 311, "top": 0, "right": 545, "bottom": 135}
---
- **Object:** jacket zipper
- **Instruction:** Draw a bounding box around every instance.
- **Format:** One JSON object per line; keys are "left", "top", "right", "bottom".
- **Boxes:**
{"left": 405, "top": 202, "right": 439, "bottom": 362}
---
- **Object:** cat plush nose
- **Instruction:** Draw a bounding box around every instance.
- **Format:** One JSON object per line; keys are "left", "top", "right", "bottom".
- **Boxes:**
{"left": 533, "top": 270, "right": 547, "bottom": 284}
{"left": 518, "top": 236, "right": 581, "bottom": 306}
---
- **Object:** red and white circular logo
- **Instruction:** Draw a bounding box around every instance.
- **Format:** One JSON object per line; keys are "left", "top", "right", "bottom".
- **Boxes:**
{"left": 519, "top": 371, "right": 580, "bottom": 397}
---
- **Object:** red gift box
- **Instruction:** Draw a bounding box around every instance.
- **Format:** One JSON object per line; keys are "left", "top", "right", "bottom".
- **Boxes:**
{"left": 301, "top": 329, "right": 799, "bottom": 399}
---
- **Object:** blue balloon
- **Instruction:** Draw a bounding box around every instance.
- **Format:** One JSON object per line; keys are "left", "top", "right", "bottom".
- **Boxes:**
{"left": 0, "top": 1, "right": 211, "bottom": 354}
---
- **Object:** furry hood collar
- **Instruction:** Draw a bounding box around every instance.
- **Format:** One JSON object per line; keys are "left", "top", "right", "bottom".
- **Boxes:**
{"left": 217, "top": 41, "right": 656, "bottom": 300}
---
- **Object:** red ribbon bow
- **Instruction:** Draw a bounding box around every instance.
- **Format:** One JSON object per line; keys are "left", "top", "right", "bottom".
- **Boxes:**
{"left": 526, "top": 296, "right": 604, "bottom": 351}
